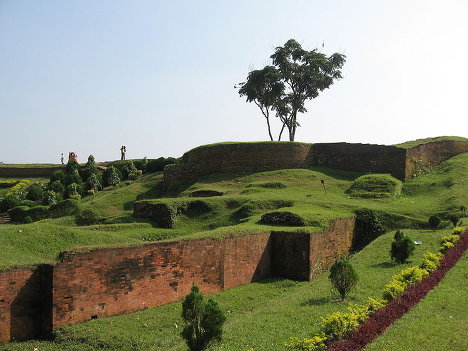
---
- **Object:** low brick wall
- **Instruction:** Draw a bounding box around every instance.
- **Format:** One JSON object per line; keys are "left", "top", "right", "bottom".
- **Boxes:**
{"left": 163, "top": 140, "right": 468, "bottom": 188}
{"left": 0, "top": 218, "right": 355, "bottom": 342}
{"left": 0, "top": 265, "right": 52, "bottom": 343}
{"left": 405, "top": 140, "right": 468, "bottom": 178}
{"left": 0, "top": 167, "right": 62, "bottom": 178}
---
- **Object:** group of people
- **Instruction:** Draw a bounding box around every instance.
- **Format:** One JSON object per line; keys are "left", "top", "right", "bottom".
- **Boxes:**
{"left": 59, "top": 147, "right": 127, "bottom": 164}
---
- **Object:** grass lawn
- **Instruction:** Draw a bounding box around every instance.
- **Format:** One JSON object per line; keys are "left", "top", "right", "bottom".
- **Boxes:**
{"left": 0, "top": 229, "right": 454, "bottom": 351}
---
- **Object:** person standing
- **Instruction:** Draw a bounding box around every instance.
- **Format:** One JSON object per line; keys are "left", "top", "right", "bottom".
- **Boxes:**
{"left": 120, "top": 146, "right": 126, "bottom": 160}
{"left": 60, "top": 153, "right": 64, "bottom": 164}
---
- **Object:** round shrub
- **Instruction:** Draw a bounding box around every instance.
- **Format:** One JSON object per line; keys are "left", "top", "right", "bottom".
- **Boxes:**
{"left": 0, "top": 194, "right": 21, "bottom": 212}
{"left": 48, "top": 199, "right": 81, "bottom": 218}
{"left": 50, "top": 170, "right": 66, "bottom": 184}
{"left": 43, "top": 190, "right": 63, "bottom": 206}
{"left": 329, "top": 257, "right": 359, "bottom": 301}
{"left": 348, "top": 174, "right": 402, "bottom": 198}
{"left": 19, "top": 199, "right": 40, "bottom": 208}
{"left": 26, "top": 183, "right": 45, "bottom": 201}
{"left": 259, "top": 211, "right": 305, "bottom": 226}
{"left": 428, "top": 214, "right": 441, "bottom": 229}
{"left": 7, "top": 206, "right": 30, "bottom": 222}
{"left": 75, "top": 208, "right": 104, "bottom": 226}
{"left": 103, "top": 166, "right": 121, "bottom": 187}
{"left": 49, "top": 180, "right": 65, "bottom": 193}
{"left": 65, "top": 183, "right": 83, "bottom": 198}
{"left": 65, "top": 169, "right": 83, "bottom": 186}
{"left": 85, "top": 173, "right": 102, "bottom": 192}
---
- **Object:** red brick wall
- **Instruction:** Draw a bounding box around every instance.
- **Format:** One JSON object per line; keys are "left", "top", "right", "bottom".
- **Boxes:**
{"left": 0, "top": 219, "right": 354, "bottom": 342}
{"left": 405, "top": 140, "right": 468, "bottom": 178}
{"left": 309, "top": 218, "right": 355, "bottom": 279}
{"left": 0, "top": 265, "right": 52, "bottom": 343}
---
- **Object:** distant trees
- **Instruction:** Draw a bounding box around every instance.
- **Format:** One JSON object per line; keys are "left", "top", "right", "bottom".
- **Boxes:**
{"left": 237, "top": 39, "right": 346, "bottom": 141}
{"left": 181, "top": 285, "right": 226, "bottom": 351}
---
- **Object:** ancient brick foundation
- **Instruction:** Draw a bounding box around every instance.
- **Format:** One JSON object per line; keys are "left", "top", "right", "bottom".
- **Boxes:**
{"left": 0, "top": 218, "right": 354, "bottom": 343}
{"left": 163, "top": 140, "right": 468, "bottom": 189}
{"left": 0, "top": 166, "right": 62, "bottom": 178}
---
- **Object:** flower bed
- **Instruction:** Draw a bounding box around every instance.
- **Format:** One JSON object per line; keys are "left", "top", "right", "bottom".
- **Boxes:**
{"left": 326, "top": 230, "right": 468, "bottom": 351}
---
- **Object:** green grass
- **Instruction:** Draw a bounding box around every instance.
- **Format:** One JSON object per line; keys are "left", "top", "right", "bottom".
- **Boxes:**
{"left": 363, "top": 251, "right": 468, "bottom": 351}
{"left": 0, "top": 228, "right": 453, "bottom": 351}
{"left": 0, "top": 153, "right": 466, "bottom": 268}
{"left": 185, "top": 141, "right": 312, "bottom": 153}
{"left": 348, "top": 174, "right": 402, "bottom": 199}
{"left": 394, "top": 136, "right": 467, "bottom": 149}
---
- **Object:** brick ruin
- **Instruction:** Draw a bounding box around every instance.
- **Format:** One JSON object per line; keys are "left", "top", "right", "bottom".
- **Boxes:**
{"left": 0, "top": 218, "right": 354, "bottom": 343}
{"left": 163, "top": 140, "right": 468, "bottom": 188}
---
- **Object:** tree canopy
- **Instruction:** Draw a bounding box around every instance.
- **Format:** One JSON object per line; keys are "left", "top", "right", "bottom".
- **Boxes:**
{"left": 238, "top": 39, "right": 346, "bottom": 141}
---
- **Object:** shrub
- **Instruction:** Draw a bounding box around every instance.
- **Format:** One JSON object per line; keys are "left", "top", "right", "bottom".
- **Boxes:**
{"left": 383, "top": 266, "right": 429, "bottom": 301}
{"left": 353, "top": 209, "right": 385, "bottom": 250}
{"left": 348, "top": 174, "right": 402, "bottom": 198}
{"left": 285, "top": 336, "right": 327, "bottom": 351}
{"left": 6, "top": 180, "right": 30, "bottom": 197}
{"left": 440, "top": 234, "right": 461, "bottom": 245}
{"left": 260, "top": 211, "right": 305, "bottom": 226}
{"left": 319, "top": 311, "right": 359, "bottom": 341}
{"left": 181, "top": 285, "right": 226, "bottom": 351}
{"left": 65, "top": 183, "right": 83, "bottom": 198}
{"left": 447, "top": 212, "right": 461, "bottom": 227}
{"left": 19, "top": 199, "right": 40, "bottom": 208}
{"left": 81, "top": 155, "right": 100, "bottom": 180}
{"left": 329, "top": 257, "right": 359, "bottom": 301}
{"left": 49, "top": 180, "right": 65, "bottom": 193}
{"left": 85, "top": 173, "right": 102, "bottom": 192}
{"left": 26, "top": 183, "right": 45, "bottom": 201}
{"left": 48, "top": 199, "right": 81, "bottom": 218}
{"left": 65, "top": 160, "right": 79, "bottom": 174}
{"left": 7, "top": 206, "right": 30, "bottom": 222}
{"left": 103, "top": 166, "right": 121, "bottom": 187}
{"left": 0, "top": 194, "right": 21, "bottom": 212}
{"left": 133, "top": 157, "right": 148, "bottom": 173}
{"left": 75, "top": 208, "right": 104, "bottom": 226}
{"left": 439, "top": 241, "right": 454, "bottom": 253}
{"left": 24, "top": 216, "right": 33, "bottom": 224}
{"left": 43, "top": 190, "right": 63, "bottom": 206}
{"left": 65, "top": 169, "right": 83, "bottom": 186}
{"left": 419, "top": 252, "right": 442, "bottom": 273}
{"left": 121, "top": 160, "right": 138, "bottom": 180}
{"left": 452, "top": 226, "right": 466, "bottom": 235}
{"left": 69, "top": 194, "right": 81, "bottom": 200}
{"left": 50, "top": 170, "right": 66, "bottom": 184}
{"left": 147, "top": 157, "right": 179, "bottom": 173}
{"left": 390, "top": 230, "right": 415, "bottom": 264}
{"left": 428, "top": 214, "right": 441, "bottom": 229}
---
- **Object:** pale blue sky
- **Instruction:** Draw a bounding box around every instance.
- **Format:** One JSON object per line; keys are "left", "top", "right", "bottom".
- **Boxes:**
{"left": 1, "top": 0, "right": 467, "bottom": 163}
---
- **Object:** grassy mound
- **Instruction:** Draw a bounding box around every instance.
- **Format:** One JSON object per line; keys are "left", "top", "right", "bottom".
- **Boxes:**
{"left": 348, "top": 174, "right": 402, "bottom": 199}
{"left": 394, "top": 136, "right": 467, "bottom": 149}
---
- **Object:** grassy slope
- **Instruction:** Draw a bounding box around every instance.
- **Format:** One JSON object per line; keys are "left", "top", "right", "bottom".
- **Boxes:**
{"left": 0, "top": 154, "right": 466, "bottom": 268}
{"left": 363, "top": 250, "right": 468, "bottom": 351}
{"left": 394, "top": 136, "right": 467, "bottom": 149}
{"left": 0, "top": 229, "right": 454, "bottom": 351}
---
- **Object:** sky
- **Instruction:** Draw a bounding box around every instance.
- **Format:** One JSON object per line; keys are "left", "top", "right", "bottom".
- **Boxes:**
{"left": 0, "top": 0, "right": 467, "bottom": 164}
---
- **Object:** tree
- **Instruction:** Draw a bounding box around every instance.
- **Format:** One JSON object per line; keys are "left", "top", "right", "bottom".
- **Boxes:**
{"left": 181, "top": 284, "right": 226, "bottom": 351}
{"left": 238, "top": 39, "right": 346, "bottom": 141}
{"left": 390, "top": 230, "right": 415, "bottom": 264}
{"left": 329, "top": 257, "right": 358, "bottom": 301}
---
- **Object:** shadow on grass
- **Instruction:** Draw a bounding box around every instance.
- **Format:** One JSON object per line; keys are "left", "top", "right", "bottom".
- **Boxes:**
{"left": 370, "top": 261, "right": 398, "bottom": 269}
{"left": 300, "top": 297, "right": 330, "bottom": 306}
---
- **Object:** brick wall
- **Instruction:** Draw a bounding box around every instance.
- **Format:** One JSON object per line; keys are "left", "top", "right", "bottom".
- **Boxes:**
{"left": 0, "top": 218, "right": 353, "bottom": 342}
{"left": 0, "top": 265, "right": 52, "bottom": 343}
{"left": 312, "top": 143, "right": 407, "bottom": 180}
{"left": 0, "top": 167, "right": 62, "bottom": 178}
{"left": 405, "top": 140, "right": 468, "bottom": 178}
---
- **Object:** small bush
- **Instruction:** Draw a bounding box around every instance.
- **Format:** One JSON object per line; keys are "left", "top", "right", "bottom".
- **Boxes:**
{"left": 260, "top": 211, "right": 305, "bottom": 226}
{"left": 6, "top": 180, "right": 30, "bottom": 197}
{"left": 75, "top": 208, "right": 104, "bottom": 226}
{"left": 285, "top": 336, "right": 327, "bottom": 351}
{"left": 428, "top": 214, "right": 441, "bottom": 229}
{"left": 147, "top": 157, "right": 179, "bottom": 173}
{"left": 65, "top": 183, "right": 83, "bottom": 198}
{"left": 319, "top": 311, "right": 359, "bottom": 341}
{"left": 85, "top": 173, "right": 102, "bottom": 192}
{"left": 19, "top": 199, "right": 40, "bottom": 208}
{"left": 49, "top": 180, "right": 65, "bottom": 193}
{"left": 390, "top": 230, "right": 415, "bottom": 264}
{"left": 419, "top": 252, "right": 442, "bottom": 273}
{"left": 48, "top": 199, "right": 81, "bottom": 218}
{"left": 447, "top": 212, "right": 461, "bottom": 227}
{"left": 103, "top": 166, "right": 121, "bottom": 187}
{"left": 348, "top": 174, "right": 402, "bottom": 198}
{"left": 50, "top": 170, "right": 66, "bottom": 184}
{"left": 329, "top": 257, "right": 359, "bottom": 301}
{"left": 26, "top": 183, "right": 45, "bottom": 201}
{"left": 24, "top": 216, "right": 33, "bottom": 224}
{"left": 0, "top": 194, "right": 21, "bottom": 212}
{"left": 7, "top": 206, "right": 30, "bottom": 222}
{"left": 383, "top": 266, "right": 429, "bottom": 301}
{"left": 65, "top": 169, "right": 83, "bottom": 186}
{"left": 43, "top": 190, "right": 63, "bottom": 206}
{"left": 133, "top": 157, "right": 148, "bottom": 173}
{"left": 181, "top": 285, "right": 226, "bottom": 351}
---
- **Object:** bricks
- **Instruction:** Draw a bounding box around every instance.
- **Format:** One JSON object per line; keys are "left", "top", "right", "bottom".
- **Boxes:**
{"left": 0, "top": 218, "right": 354, "bottom": 342}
